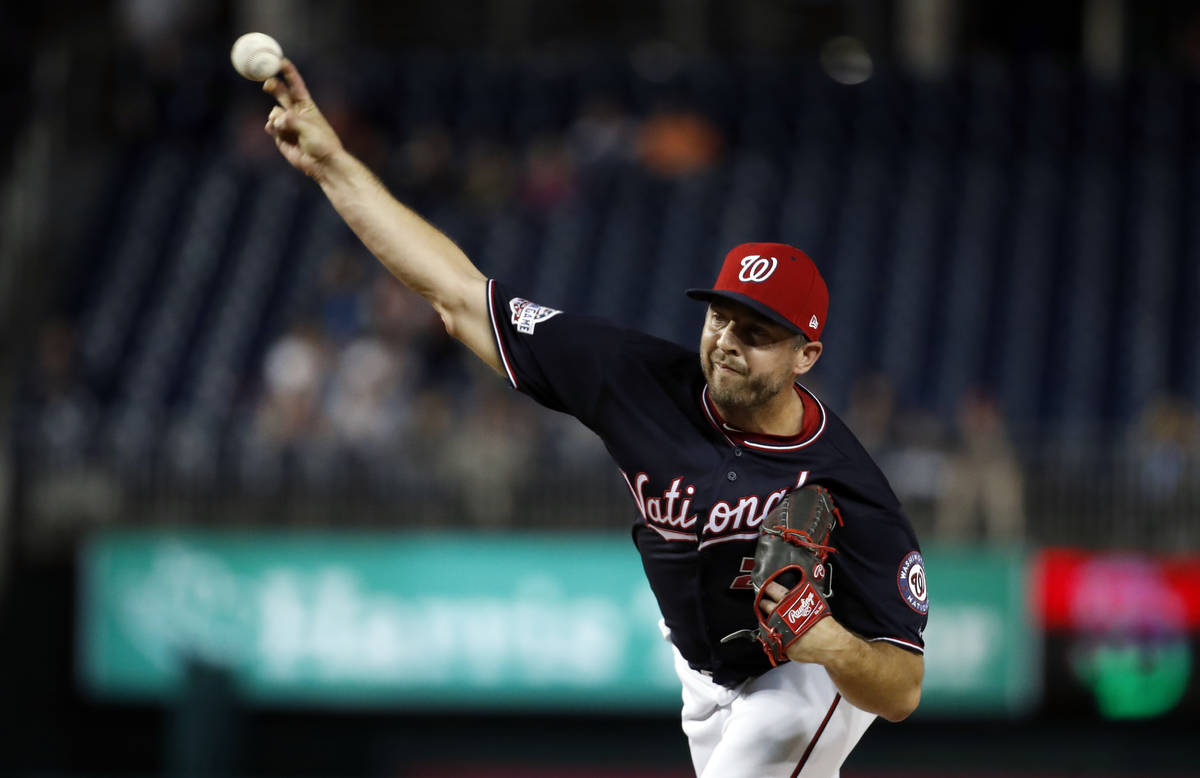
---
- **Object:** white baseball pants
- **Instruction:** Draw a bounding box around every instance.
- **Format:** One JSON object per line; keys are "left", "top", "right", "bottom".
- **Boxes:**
{"left": 663, "top": 622, "right": 877, "bottom": 778}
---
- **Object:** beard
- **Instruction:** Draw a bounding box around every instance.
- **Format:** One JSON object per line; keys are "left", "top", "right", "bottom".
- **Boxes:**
{"left": 702, "top": 351, "right": 796, "bottom": 412}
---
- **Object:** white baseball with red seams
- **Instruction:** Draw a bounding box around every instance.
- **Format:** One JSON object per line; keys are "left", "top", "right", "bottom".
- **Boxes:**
{"left": 231, "top": 32, "right": 283, "bottom": 81}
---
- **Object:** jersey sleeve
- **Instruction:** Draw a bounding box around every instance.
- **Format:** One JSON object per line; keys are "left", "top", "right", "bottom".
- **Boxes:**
{"left": 824, "top": 492, "right": 928, "bottom": 654}
{"left": 486, "top": 280, "right": 627, "bottom": 425}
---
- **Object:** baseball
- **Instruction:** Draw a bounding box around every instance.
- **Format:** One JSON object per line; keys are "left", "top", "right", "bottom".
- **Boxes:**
{"left": 231, "top": 32, "right": 283, "bottom": 81}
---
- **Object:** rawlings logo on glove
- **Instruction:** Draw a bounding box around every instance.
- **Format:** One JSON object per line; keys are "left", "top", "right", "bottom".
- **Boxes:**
{"left": 721, "top": 484, "right": 842, "bottom": 666}
{"left": 782, "top": 589, "right": 820, "bottom": 626}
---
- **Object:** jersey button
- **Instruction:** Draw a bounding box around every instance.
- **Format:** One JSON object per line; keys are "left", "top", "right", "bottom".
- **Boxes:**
{"left": 733, "top": 449, "right": 742, "bottom": 457}
{"left": 726, "top": 471, "right": 738, "bottom": 481}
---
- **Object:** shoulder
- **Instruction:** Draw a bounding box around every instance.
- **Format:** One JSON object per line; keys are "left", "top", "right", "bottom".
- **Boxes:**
{"left": 489, "top": 280, "right": 700, "bottom": 389}
{"left": 491, "top": 281, "right": 691, "bottom": 355}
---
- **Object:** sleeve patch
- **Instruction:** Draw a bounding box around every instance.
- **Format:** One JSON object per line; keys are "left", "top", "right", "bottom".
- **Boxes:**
{"left": 510, "top": 298, "right": 562, "bottom": 334}
{"left": 897, "top": 550, "right": 929, "bottom": 614}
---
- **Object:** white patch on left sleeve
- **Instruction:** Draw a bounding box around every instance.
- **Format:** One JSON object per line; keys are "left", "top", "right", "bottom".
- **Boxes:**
{"left": 509, "top": 298, "right": 562, "bottom": 334}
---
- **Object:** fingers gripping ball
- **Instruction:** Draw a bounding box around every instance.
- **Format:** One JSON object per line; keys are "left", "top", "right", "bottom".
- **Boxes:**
{"left": 231, "top": 32, "right": 283, "bottom": 81}
{"left": 722, "top": 485, "right": 843, "bottom": 665}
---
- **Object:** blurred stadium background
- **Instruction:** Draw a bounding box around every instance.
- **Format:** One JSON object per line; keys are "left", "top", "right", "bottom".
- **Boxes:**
{"left": 2, "top": 0, "right": 1200, "bottom": 776}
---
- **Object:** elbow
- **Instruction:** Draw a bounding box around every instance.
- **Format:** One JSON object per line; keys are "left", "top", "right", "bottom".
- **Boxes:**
{"left": 436, "top": 303, "right": 463, "bottom": 340}
{"left": 879, "top": 684, "right": 921, "bottom": 723}
{"left": 432, "top": 276, "right": 488, "bottom": 343}
{"left": 432, "top": 288, "right": 474, "bottom": 342}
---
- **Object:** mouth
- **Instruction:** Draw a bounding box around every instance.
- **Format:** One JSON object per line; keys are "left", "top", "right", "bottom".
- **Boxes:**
{"left": 712, "top": 359, "right": 743, "bottom": 376}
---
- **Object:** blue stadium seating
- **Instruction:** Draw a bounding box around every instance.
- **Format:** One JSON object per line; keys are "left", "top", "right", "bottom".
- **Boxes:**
{"left": 57, "top": 54, "right": 1200, "bottom": 486}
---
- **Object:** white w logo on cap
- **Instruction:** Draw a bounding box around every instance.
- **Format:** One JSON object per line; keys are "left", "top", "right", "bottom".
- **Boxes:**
{"left": 738, "top": 255, "right": 778, "bottom": 283}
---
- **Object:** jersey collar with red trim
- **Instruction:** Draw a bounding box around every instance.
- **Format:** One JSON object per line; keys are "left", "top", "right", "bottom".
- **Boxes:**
{"left": 700, "top": 383, "right": 827, "bottom": 452}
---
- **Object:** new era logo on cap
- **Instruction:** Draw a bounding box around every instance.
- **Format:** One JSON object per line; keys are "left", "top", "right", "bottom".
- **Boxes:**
{"left": 686, "top": 242, "right": 829, "bottom": 339}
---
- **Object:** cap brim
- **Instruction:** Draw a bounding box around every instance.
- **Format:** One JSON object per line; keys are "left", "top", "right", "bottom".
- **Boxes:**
{"left": 685, "top": 288, "right": 805, "bottom": 335}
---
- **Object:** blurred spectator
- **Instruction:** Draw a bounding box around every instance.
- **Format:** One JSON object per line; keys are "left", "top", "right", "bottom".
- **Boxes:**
{"left": 368, "top": 273, "right": 440, "bottom": 342}
{"left": 232, "top": 99, "right": 282, "bottom": 165}
{"left": 844, "top": 377, "right": 945, "bottom": 533}
{"left": 520, "top": 134, "right": 576, "bottom": 212}
{"left": 22, "top": 318, "right": 119, "bottom": 546}
{"left": 1129, "top": 395, "right": 1200, "bottom": 547}
{"left": 1130, "top": 394, "right": 1199, "bottom": 503}
{"left": 844, "top": 373, "right": 898, "bottom": 456}
{"left": 879, "top": 411, "right": 948, "bottom": 537}
{"left": 390, "top": 388, "right": 457, "bottom": 516}
{"left": 935, "top": 390, "right": 1025, "bottom": 544}
{"left": 462, "top": 139, "right": 517, "bottom": 212}
{"left": 115, "top": 0, "right": 227, "bottom": 139}
{"left": 325, "top": 335, "right": 407, "bottom": 455}
{"left": 568, "top": 95, "right": 637, "bottom": 169}
{"left": 321, "top": 92, "right": 387, "bottom": 171}
{"left": 635, "top": 105, "right": 722, "bottom": 177}
{"left": 250, "top": 320, "right": 331, "bottom": 454}
{"left": 440, "top": 377, "right": 536, "bottom": 527}
{"left": 25, "top": 319, "right": 96, "bottom": 464}
{"left": 392, "top": 122, "right": 457, "bottom": 197}
{"left": 117, "top": 0, "right": 202, "bottom": 53}
{"left": 316, "top": 248, "right": 372, "bottom": 343}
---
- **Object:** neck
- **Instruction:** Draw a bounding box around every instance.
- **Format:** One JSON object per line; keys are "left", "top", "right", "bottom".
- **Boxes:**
{"left": 713, "top": 384, "right": 804, "bottom": 437}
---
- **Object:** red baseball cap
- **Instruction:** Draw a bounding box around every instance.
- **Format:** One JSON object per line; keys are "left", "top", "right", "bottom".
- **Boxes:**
{"left": 686, "top": 242, "right": 829, "bottom": 340}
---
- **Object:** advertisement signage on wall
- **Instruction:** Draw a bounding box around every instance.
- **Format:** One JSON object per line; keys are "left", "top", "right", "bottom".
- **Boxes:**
{"left": 79, "top": 531, "right": 1039, "bottom": 715}
{"left": 916, "top": 544, "right": 1040, "bottom": 715}
{"left": 1036, "top": 548, "right": 1200, "bottom": 719}
{"left": 80, "top": 530, "right": 680, "bottom": 710}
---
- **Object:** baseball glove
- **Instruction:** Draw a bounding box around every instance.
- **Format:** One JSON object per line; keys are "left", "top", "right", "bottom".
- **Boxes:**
{"left": 721, "top": 485, "right": 842, "bottom": 666}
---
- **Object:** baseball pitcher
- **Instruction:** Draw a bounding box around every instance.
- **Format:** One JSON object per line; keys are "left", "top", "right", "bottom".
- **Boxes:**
{"left": 262, "top": 58, "right": 927, "bottom": 778}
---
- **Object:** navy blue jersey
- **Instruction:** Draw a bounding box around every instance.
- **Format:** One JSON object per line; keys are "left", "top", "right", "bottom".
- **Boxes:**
{"left": 487, "top": 281, "right": 928, "bottom": 687}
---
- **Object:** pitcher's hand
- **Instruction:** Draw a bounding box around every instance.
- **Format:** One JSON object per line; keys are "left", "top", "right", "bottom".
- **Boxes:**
{"left": 263, "top": 59, "right": 344, "bottom": 180}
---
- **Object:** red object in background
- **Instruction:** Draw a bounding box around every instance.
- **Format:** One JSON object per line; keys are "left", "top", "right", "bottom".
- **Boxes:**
{"left": 1036, "top": 547, "right": 1200, "bottom": 630}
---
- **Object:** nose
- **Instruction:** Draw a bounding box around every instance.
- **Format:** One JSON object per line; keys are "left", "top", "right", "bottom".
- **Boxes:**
{"left": 714, "top": 322, "right": 739, "bottom": 354}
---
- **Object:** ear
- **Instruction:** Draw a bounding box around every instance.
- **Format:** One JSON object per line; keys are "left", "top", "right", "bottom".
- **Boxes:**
{"left": 793, "top": 340, "right": 823, "bottom": 376}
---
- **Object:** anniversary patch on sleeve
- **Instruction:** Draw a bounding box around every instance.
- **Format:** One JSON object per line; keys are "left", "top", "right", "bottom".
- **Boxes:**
{"left": 897, "top": 550, "right": 929, "bottom": 614}
{"left": 509, "top": 298, "right": 562, "bottom": 334}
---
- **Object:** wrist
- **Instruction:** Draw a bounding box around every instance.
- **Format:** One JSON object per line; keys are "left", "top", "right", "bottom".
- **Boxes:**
{"left": 313, "top": 147, "right": 357, "bottom": 189}
{"left": 786, "top": 616, "right": 859, "bottom": 667}
{"left": 818, "top": 622, "right": 865, "bottom": 671}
